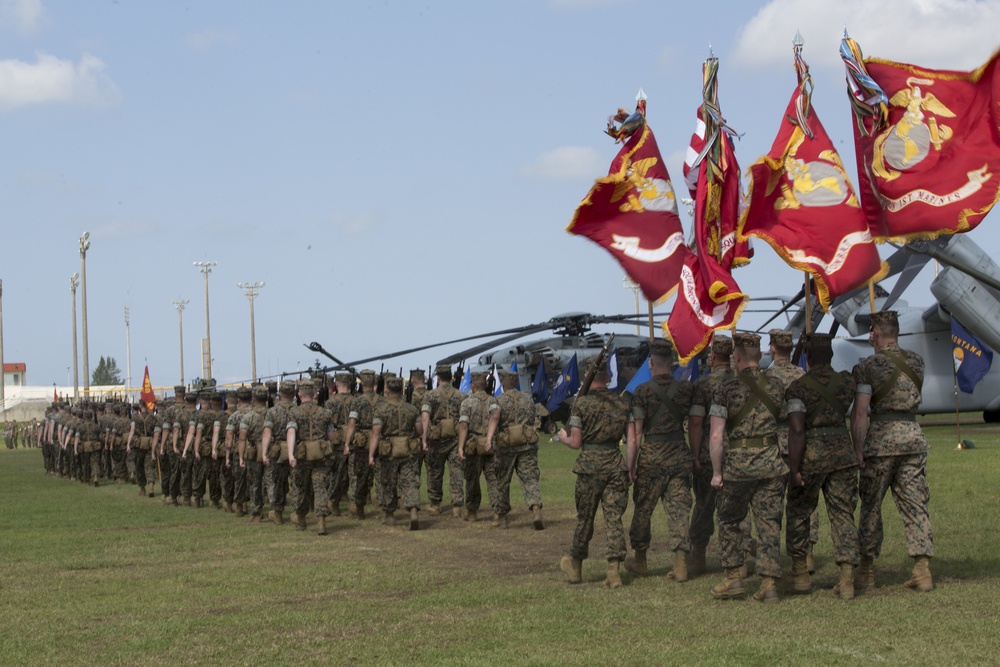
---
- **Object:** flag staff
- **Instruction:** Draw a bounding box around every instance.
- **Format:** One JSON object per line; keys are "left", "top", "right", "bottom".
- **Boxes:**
{"left": 803, "top": 274, "right": 813, "bottom": 334}
{"left": 648, "top": 300, "right": 655, "bottom": 343}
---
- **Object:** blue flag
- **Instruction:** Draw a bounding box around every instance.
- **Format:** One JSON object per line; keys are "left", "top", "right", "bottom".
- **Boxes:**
{"left": 951, "top": 318, "right": 993, "bottom": 393}
{"left": 492, "top": 365, "right": 504, "bottom": 396}
{"left": 672, "top": 355, "right": 699, "bottom": 382}
{"left": 511, "top": 361, "right": 521, "bottom": 390}
{"left": 607, "top": 350, "right": 619, "bottom": 391}
{"left": 546, "top": 354, "right": 579, "bottom": 412}
{"left": 625, "top": 355, "right": 651, "bottom": 394}
{"left": 459, "top": 365, "right": 472, "bottom": 394}
{"left": 531, "top": 357, "right": 549, "bottom": 405}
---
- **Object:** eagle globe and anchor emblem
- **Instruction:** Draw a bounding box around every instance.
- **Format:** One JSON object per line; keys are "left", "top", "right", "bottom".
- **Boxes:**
{"left": 607, "top": 156, "right": 684, "bottom": 263}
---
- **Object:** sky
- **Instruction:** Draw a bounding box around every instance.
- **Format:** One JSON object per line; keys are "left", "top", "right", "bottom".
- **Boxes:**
{"left": 1, "top": 0, "right": 998, "bottom": 391}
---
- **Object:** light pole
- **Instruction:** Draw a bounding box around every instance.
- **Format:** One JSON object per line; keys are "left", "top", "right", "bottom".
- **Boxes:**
{"left": 237, "top": 282, "right": 265, "bottom": 382}
{"left": 193, "top": 261, "right": 217, "bottom": 382}
{"left": 124, "top": 306, "right": 132, "bottom": 400}
{"left": 79, "top": 232, "right": 91, "bottom": 394}
{"left": 172, "top": 299, "right": 189, "bottom": 385}
{"left": 71, "top": 274, "right": 79, "bottom": 400}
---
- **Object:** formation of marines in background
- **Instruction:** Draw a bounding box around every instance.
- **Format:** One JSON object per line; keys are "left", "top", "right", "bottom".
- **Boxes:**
{"left": 30, "top": 309, "right": 934, "bottom": 602}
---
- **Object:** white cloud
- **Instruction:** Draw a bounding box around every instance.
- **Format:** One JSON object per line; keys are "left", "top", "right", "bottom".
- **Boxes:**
{"left": 733, "top": 0, "right": 1000, "bottom": 71}
{"left": 0, "top": 52, "right": 120, "bottom": 111}
{"left": 186, "top": 29, "right": 237, "bottom": 52}
{"left": 1, "top": 0, "right": 46, "bottom": 34}
{"left": 331, "top": 211, "right": 380, "bottom": 235}
{"left": 520, "top": 146, "right": 606, "bottom": 182}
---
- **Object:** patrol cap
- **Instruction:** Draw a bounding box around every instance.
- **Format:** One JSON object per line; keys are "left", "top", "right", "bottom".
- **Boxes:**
{"left": 235, "top": 386, "right": 252, "bottom": 401}
{"left": 470, "top": 372, "right": 488, "bottom": 385}
{"left": 174, "top": 385, "right": 186, "bottom": 395}
{"left": 435, "top": 364, "right": 452, "bottom": 376}
{"left": 802, "top": 333, "right": 833, "bottom": 352}
{"left": 732, "top": 332, "right": 761, "bottom": 350}
{"left": 649, "top": 338, "right": 674, "bottom": 359}
{"left": 385, "top": 377, "right": 404, "bottom": 393}
{"left": 278, "top": 381, "right": 297, "bottom": 395}
{"left": 711, "top": 334, "right": 734, "bottom": 356}
{"left": 334, "top": 373, "right": 353, "bottom": 385}
{"left": 501, "top": 370, "right": 519, "bottom": 382}
{"left": 871, "top": 310, "right": 899, "bottom": 328}
{"left": 359, "top": 369, "right": 377, "bottom": 381}
{"left": 767, "top": 329, "right": 794, "bottom": 348}
{"left": 265, "top": 381, "right": 278, "bottom": 392}
{"left": 198, "top": 389, "right": 215, "bottom": 400}
{"left": 252, "top": 386, "right": 269, "bottom": 400}
{"left": 298, "top": 378, "right": 315, "bottom": 391}
{"left": 184, "top": 392, "right": 197, "bottom": 403}
{"left": 581, "top": 355, "right": 610, "bottom": 378}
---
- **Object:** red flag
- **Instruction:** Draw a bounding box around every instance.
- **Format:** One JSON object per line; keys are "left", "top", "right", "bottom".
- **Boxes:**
{"left": 53, "top": 386, "right": 58, "bottom": 402}
{"left": 843, "top": 39, "right": 1000, "bottom": 241}
{"left": 568, "top": 123, "right": 689, "bottom": 304}
{"left": 665, "top": 59, "right": 749, "bottom": 363}
{"left": 140, "top": 365, "right": 156, "bottom": 412}
{"left": 741, "top": 56, "right": 888, "bottom": 310}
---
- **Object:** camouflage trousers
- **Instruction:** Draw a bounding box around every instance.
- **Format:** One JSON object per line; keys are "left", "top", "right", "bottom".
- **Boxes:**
{"left": 717, "top": 475, "right": 786, "bottom": 577}
{"left": 170, "top": 451, "right": 193, "bottom": 500}
{"left": 463, "top": 453, "right": 499, "bottom": 514}
{"left": 571, "top": 466, "right": 629, "bottom": 562}
{"left": 229, "top": 460, "right": 247, "bottom": 507}
{"left": 630, "top": 462, "right": 692, "bottom": 555}
{"left": 377, "top": 455, "right": 421, "bottom": 513}
{"left": 347, "top": 447, "right": 375, "bottom": 509}
{"left": 493, "top": 447, "right": 541, "bottom": 516}
{"left": 265, "top": 461, "right": 290, "bottom": 512}
{"left": 42, "top": 443, "right": 54, "bottom": 473}
{"left": 426, "top": 438, "right": 464, "bottom": 508}
{"left": 327, "top": 449, "right": 349, "bottom": 507}
{"left": 206, "top": 457, "right": 224, "bottom": 504}
{"left": 690, "top": 462, "right": 718, "bottom": 549}
{"left": 245, "top": 461, "right": 264, "bottom": 516}
{"left": 82, "top": 450, "right": 101, "bottom": 483}
{"left": 292, "top": 459, "right": 331, "bottom": 518}
{"left": 158, "top": 450, "right": 174, "bottom": 497}
{"left": 859, "top": 453, "right": 933, "bottom": 559}
{"left": 126, "top": 448, "right": 136, "bottom": 482}
{"left": 133, "top": 448, "right": 152, "bottom": 489}
{"left": 786, "top": 467, "right": 859, "bottom": 565}
{"left": 192, "top": 457, "right": 209, "bottom": 500}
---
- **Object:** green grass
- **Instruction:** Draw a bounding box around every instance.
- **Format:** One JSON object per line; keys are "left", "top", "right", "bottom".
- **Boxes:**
{"left": 1, "top": 419, "right": 998, "bottom": 666}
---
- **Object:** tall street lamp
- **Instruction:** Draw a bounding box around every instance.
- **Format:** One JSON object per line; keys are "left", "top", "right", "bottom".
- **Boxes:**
{"left": 237, "top": 282, "right": 265, "bottom": 382}
{"left": 193, "top": 261, "right": 217, "bottom": 382}
{"left": 79, "top": 232, "right": 91, "bottom": 394}
{"left": 124, "top": 306, "right": 132, "bottom": 399}
{"left": 172, "top": 299, "right": 189, "bottom": 385}
{"left": 71, "top": 274, "right": 79, "bottom": 400}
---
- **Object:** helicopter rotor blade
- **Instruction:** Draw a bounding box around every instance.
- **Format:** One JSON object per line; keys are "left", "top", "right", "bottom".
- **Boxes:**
{"left": 754, "top": 288, "right": 806, "bottom": 333}
{"left": 436, "top": 325, "right": 556, "bottom": 365}
{"left": 882, "top": 252, "right": 932, "bottom": 311}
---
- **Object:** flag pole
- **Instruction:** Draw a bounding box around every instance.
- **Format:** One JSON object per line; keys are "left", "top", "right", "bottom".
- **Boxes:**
{"left": 952, "top": 357, "right": 963, "bottom": 448}
{"left": 803, "top": 273, "right": 813, "bottom": 334}
{"left": 647, "top": 300, "right": 655, "bottom": 342}
{"left": 867, "top": 280, "right": 877, "bottom": 313}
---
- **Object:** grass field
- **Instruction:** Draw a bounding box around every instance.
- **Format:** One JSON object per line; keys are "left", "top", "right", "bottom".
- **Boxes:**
{"left": 1, "top": 419, "right": 999, "bottom": 666}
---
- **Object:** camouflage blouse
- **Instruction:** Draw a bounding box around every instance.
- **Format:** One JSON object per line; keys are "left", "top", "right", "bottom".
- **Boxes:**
{"left": 568, "top": 388, "right": 628, "bottom": 476}
{"left": 459, "top": 390, "right": 499, "bottom": 436}
{"left": 709, "top": 367, "right": 788, "bottom": 481}
{"left": 373, "top": 397, "right": 420, "bottom": 438}
{"left": 786, "top": 366, "right": 857, "bottom": 474}
{"left": 631, "top": 375, "right": 693, "bottom": 468}
{"left": 852, "top": 342, "right": 928, "bottom": 457}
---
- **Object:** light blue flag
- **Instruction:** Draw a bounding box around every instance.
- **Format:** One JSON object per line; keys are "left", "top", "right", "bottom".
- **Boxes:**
{"left": 624, "top": 355, "right": 651, "bottom": 394}
{"left": 459, "top": 365, "right": 472, "bottom": 394}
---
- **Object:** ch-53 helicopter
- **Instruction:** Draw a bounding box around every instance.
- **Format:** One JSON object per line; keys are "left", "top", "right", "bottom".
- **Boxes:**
{"left": 304, "top": 234, "right": 1000, "bottom": 421}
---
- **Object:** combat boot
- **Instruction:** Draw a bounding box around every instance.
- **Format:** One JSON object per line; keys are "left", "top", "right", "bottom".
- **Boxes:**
{"left": 559, "top": 555, "right": 582, "bottom": 584}
{"left": 380, "top": 510, "right": 394, "bottom": 526}
{"left": 316, "top": 516, "right": 328, "bottom": 536}
{"left": 903, "top": 556, "right": 933, "bottom": 592}
{"left": 832, "top": 562, "right": 855, "bottom": 600}
{"left": 292, "top": 513, "right": 307, "bottom": 530}
{"left": 464, "top": 510, "right": 478, "bottom": 523}
{"left": 211, "top": 500, "right": 222, "bottom": 510}
{"left": 348, "top": 502, "right": 358, "bottom": 518}
{"left": 710, "top": 568, "right": 746, "bottom": 599}
{"left": 171, "top": 496, "right": 179, "bottom": 507}
{"left": 409, "top": 507, "right": 419, "bottom": 531}
{"left": 531, "top": 505, "right": 544, "bottom": 531}
{"left": 194, "top": 497, "right": 203, "bottom": 508}
{"left": 356, "top": 504, "right": 366, "bottom": 521}
{"left": 855, "top": 558, "right": 875, "bottom": 592}
{"left": 250, "top": 514, "right": 263, "bottom": 523}
{"left": 427, "top": 504, "right": 441, "bottom": 516}
{"left": 268, "top": 509, "right": 284, "bottom": 525}
{"left": 604, "top": 560, "right": 623, "bottom": 589}
{"left": 330, "top": 501, "right": 341, "bottom": 517}
{"left": 688, "top": 546, "right": 707, "bottom": 576}
{"left": 624, "top": 550, "right": 648, "bottom": 576}
{"left": 491, "top": 513, "right": 508, "bottom": 529}
{"left": 667, "top": 550, "right": 688, "bottom": 582}
{"left": 791, "top": 557, "right": 812, "bottom": 593}
{"left": 236, "top": 504, "right": 246, "bottom": 517}
{"left": 752, "top": 576, "right": 779, "bottom": 604}
{"left": 146, "top": 483, "right": 155, "bottom": 498}
{"left": 452, "top": 506, "right": 462, "bottom": 518}
{"left": 138, "top": 486, "right": 146, "bottom": 497}
{"left": 182, "top": 496, "right": 192, "bottom": 507}
{"left": 806, "top": 542, "right": 816, "bottom": 573}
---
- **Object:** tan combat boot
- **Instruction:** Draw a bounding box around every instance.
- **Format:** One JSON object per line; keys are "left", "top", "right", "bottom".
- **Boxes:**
{"left": 791, "top": 557, "right": 812, "bottom": 593}
{"left": 427, "top": 504, "right": 441, "bottom": 516}
{"left": 559, "top": 556, "right": 583, "bottom": 584}
{"left": 688, "top": 546, "right": 707, "bottom": 576}
{"left": 452, "top": 506, "right": 462, "bottom": 518}
{"left": 250, "top": 514, "right": 263, "bottom": 523}
{"left": 194, "top": 497, "right": 203, "bottom": 508}
{"left": 855, "top": 558, "right": 875, "bottom": 592}
{"left": 409, "top": 507, "right": 419, "bottom": 531}
{"left": 268, "top": 509, "right": 284, "bottom": 525}
{"left": 356, "top": 504, "right": 366, "bottom": 520}
{"left": 832, "top": 562, "right": 855, "bottom": 600}
{"left": 710, "top": 568, "right": 746, "bottom": 599}
{"left": 162, "top": 495, "right": 172, "bottom": 506}
{"left": 806, "top": 542, "right": 816, "bottom": 574}
{"left": 465, "top": 510, "right": 477, "bottom": 523}
{"left": 491, "top": 513, "right": 508, "bottom": 529}
{"left": 668, "top": 550, "right": 688, "bottom": 582}
{"left": 348, "top": 502, "right": 358, "bottom": 518}
{"left": 531, "top": 505, "right": 544, "bottom": 531}
{"left": 182, "top": 496, "right": 192, "bottom": 507}
{"left": 604, "top": 560, "right": 623, "bottom": 589}
{"left": 903, "top": 556, "right": 933, "bottom": 592}
{"left": 330, "top": 501, "right": 341, "bottom": 517}
{"left": 624, "top": 550, "right": 648, "bottom": 576}
{"left": 236, "top": 504, "right": 246, "bottom": 517}
{"left": 380, "top": 510, "right": 394, "bottom": 526}
{"left": 147, "top": 483, "right": 155, "bottom": 498}
{"left": 292, "top": 513, "right": 306, "bottom": 530}
{"left": 138, "top": 486, "right": 146, "bottom": 497}
{"left": 316, "top": 516, "right": 327, "bottom": 536}
{"left": 752, "top": 576, "right": 779, "bottom": 604}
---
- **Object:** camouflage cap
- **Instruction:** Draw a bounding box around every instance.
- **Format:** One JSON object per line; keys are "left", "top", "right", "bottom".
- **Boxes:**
{"left": 358, "top": 369, "right": 377, "bottom": 385}
{"left": 802, "top": 333, "right": 833, "bottom": 352}
{"left": 649, "top": 338, "right": 674, "bottom": 358}
{"left": 252, "top": 386, "right": 269, "bottom": 400}
{"left": 470, "top": 372, "right": 488, "bottom": 384}
{"left": 173, "top": 385, "right": 186, "bottom": 395}
{"left": 235, "top": 386, "right": 252, "bottom": 401}
{"left": 732, "top": 332, "right": 761, "bottom": 350}
{"left": 501, "top": 370, "right": 519, "bottom": 382}
{"left": 184, "top": 392, "right": 197, "bottom": 403}
{"left": 409, "top": 368, "right": 426, "bottom": 380}
{"left": 711, "top": 334, "right": 734, "bottom": 356}
{"left": 334, "top": 372, "right": 353, "bottom": 385}
{"left": 767, "top": 329, "right": 794, "bottom": 347}
{"left": 198, "top": 389, "right": 216, "bottom": 400}
{"left": 385, "top": 377, "right": 404, "bottom": 392}
{"left": 581, "top": 355, "right": 610, "bottom": 377}
{"left": 265, "top": 381, "right": 278, "bottom": 392}
{"left": 434, "top": 364, "right": 452, "bottom": 376}
{"left": 871, "top": 310, "right": 899, "bottom": 328}
{"left": 298, "top": 377, "right": 315, "bottom": 391}
{"left": 278, "top": 381, "right": 296, "bottom": 394}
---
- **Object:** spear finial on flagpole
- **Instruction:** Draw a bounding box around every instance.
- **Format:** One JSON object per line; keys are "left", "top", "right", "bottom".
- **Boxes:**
{"left": 793, "top": 30, "right": 804, "bottom": 48}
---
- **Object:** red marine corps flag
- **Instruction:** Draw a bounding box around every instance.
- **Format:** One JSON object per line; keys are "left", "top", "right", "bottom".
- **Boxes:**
{"left": 841, "top": 35, "right": 1000, "bottom": 241}
{"left": 568, "top": 90, "right": 690, "bottom": 304}
{"left": 741, "top": 39, "right": 888, "bottom": 310}
{"left": 666, "top": 58, "right": 749, "bottom": 364}
{"left": 140, "top": 365, "right": 156, "bottom": 412}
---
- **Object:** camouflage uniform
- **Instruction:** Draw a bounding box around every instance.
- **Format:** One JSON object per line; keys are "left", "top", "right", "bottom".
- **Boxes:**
{"left": 287, "top": 391, "right": 335, "bottom": 522}
{"left": 688, "top": 363, "right": 734, "bottom": 550}
{"left": 629, "top": 373, "right": 694, "bottom": 556}
{"left": 324, "top": 378, "right": 354, "bottom": 513}
{"left": 493, "top": 385, "right": 542, "bottom": 517}
{"left": 766, "top": 359, "right": 805, "bottom": 457}
{"left": 458, "top": 386, "right": 500, "bottom": 516}
{"left": 238, "top": 389, "right": 269, "bottom": 518}
{"left": 263, "top": 388, "right": 295, "bottom": 515}
{"left": 169, "top": 394, "right": 197, "bottom": 503}
{"left": 785, "top": 362, "right": 859, "bottom": 566}
{"left": 223, "top": 391, "right": 252, "bottom": 511}
{"left": 853, "top": 341, "right": 933, "bottom": 560}
{"left": 421, "top": 380, "right": 465, "bottom": 511}
{"left": 567, "top": 388, "right": 630, "bottom": 562}
{"left": 77, "top": 413, "right": 103, "bottom": 485}
{"left": 346, "top": 389, "right": 383, "bottom": 514}
{"left": 130, "top": 406, "right": 159, "bottom": 494}
{"left": 709, "top": 365, "right": 788, "bottom": 579}
{"left": 191, "top": 395, "right": 223, "bottom": 506}
{"left": 372, "top": 394, "right": 422, "bottom": 514}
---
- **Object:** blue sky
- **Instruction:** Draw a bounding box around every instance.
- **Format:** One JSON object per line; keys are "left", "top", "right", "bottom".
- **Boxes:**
{"left": 2, "top": 0, "right": 998, "bottom": 390}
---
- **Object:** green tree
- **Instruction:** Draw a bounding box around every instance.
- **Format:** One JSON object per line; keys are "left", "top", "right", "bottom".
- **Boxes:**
{"left": 92, "top": 356, "right": 123, "bottom": 385}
